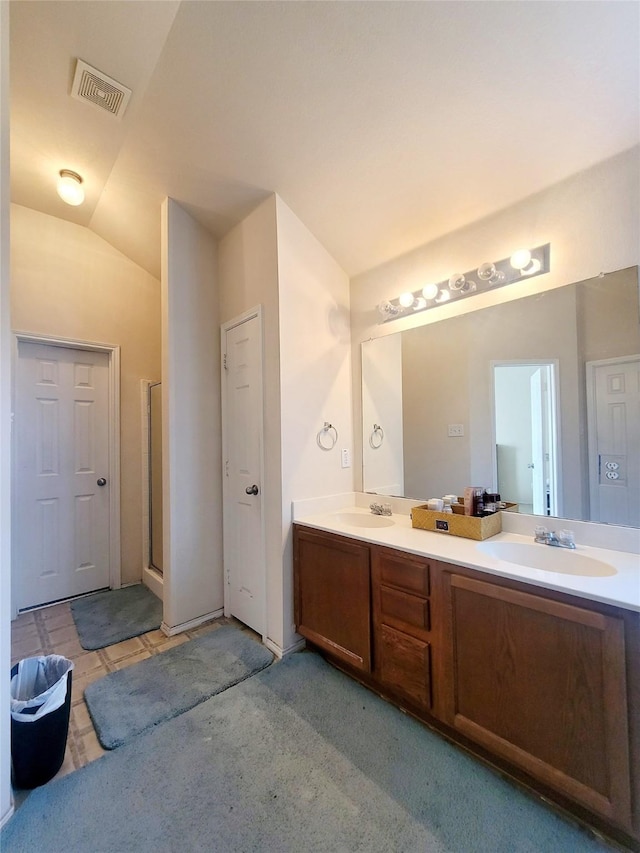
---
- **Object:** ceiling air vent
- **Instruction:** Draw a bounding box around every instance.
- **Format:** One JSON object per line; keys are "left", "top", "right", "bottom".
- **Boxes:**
{"left": 71, "top": 59, "right": 132, "bottom": 119}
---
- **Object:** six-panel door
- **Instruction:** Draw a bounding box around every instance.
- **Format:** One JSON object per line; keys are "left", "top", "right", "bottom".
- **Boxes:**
{"left": 14, "top": 341, "right": 111, "bottom": 609}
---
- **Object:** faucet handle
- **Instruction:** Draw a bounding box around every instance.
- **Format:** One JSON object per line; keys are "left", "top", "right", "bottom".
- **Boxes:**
{"left": 558, "top": 529, "right": 576, "bottom": 548}
{"left": 534, "top": 525, "right": 549, "bottom": 542}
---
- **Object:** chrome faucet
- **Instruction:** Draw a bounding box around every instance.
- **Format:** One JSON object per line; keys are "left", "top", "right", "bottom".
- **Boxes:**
{"left": 370, "top": 502, "right": 392, "bottom": 516}
{"left": 534, "top": 526, "right": 576, "bottom": 549}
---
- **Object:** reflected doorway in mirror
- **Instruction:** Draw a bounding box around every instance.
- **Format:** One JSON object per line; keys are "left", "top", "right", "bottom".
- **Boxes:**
{"left": 586, "top": 355, "right": 640, "bottom": 527}
{"left": 492, "top": 361, "right": 559, "bottom": 518}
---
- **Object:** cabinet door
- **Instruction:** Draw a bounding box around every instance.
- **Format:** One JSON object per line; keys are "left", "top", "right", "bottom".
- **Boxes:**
{"left": 294, "top": 527, "right": 371, "bottom": 672}
{"left": 378, "top": 623, "right": 431, "bottom": 708}
{"left": 442, "top": 572, "right": 632, "bottom": 829}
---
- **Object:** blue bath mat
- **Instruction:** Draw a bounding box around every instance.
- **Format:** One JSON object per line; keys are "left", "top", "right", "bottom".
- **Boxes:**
{"left": 84, "top": 624, "right": 274, "bottom": 749}
{"left": 71, "top": 585, "right": 162, "bottom": 650}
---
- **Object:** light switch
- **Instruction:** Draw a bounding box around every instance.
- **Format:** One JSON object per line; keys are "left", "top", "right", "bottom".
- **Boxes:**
{"left": 341, "top": 448, "right": 351, "bottom": 468}
{"left": 448, "top": 424, "right": 464, "bottom": 437}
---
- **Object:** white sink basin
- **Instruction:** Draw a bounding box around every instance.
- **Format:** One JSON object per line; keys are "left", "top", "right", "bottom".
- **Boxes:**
{"left": 477, "top": 541, "right": 617, "bottom": 577}
{"left": 335, "top": 512, "right": 395, "bottom": 529}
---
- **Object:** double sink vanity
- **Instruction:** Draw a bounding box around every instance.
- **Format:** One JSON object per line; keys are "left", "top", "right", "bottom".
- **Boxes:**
{"left": 293, "top": 499, "right": 640, "bottom": 849}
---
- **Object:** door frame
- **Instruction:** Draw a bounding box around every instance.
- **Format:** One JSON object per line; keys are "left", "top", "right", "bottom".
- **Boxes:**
{"left": 220, "top": 306, "right": 267, "bottom": 640}
{"left": 586, "top": 354, "right": 640, "bottom": 523}
{"left": 12, "top": 331, "right": 121, "bottom": 615}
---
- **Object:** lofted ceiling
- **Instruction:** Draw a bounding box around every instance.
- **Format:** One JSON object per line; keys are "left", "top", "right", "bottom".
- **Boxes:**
{"left": 9, "top": 1, "right": 640, "bottom": 280}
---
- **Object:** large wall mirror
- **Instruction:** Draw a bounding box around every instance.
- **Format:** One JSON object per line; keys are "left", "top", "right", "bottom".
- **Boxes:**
{"left": 362, "top": 266, "right": 640, "bottom": 527}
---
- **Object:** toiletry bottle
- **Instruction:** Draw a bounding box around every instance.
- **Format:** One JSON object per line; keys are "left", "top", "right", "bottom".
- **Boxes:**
{"left": 463, "top": 487, "right": 476, "bottom": 516}
{"left": 484, "top": 493, "right": 500, "bottom": 514}
{"left": 474, "top": 488, "right": 485, "bottom": 517}
{"left": 464, "top": 486, "right": 484, "bottom": 516}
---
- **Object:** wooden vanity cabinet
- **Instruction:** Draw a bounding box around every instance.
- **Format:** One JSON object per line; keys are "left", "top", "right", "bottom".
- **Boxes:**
{"left": 372, "top": 547, "right": 433, "bottom": 711}
{"left": 293, "top": 526, "right": 372, "bottom": 672}
{"left": 440, "top": 565, "right": 634, "bottom": 833}
{"left": 293, "top": 527, "right": 638, "bottom": 844}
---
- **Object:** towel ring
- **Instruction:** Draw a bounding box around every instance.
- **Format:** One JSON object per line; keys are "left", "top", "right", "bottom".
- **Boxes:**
{"left": 369, "top": 424, "right": 384, "bottom": 449}
{"left": 317, "top": 421, "right": 338, "bottom": 451}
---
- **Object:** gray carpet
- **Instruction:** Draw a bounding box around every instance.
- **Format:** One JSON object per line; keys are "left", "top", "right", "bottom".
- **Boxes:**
{"left": 70, "top": 585, "right": 162, "bottom": 650}
{"left": 85, "top": 624, "right": 274, "bottom": 748}
{"left": 2, "top": 651, "right": 612, "bottom": 853}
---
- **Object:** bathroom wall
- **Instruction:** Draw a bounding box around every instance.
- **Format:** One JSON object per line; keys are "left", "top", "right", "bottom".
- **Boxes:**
{"left": 350, "top": 147, "right": 640, "bottom": 492}
{"left": 400, "top": 318, "right": 472, "bottom": 499}
{"left": 276, "top": 195, "right": 352, "bottom": 651}
{"left": 218, "top": 195, "right": 283, "bottom": 646}
{"left": 10, "top": 204, "right": 161, "bottom": 585}
{"left": 218, "top": 194, "right": 352, "bottom": 652}
{"left": 161, "top": 198, "right": 221, "bottom": 631}
{"left": 576, "top": 267, "right": 640, "bottom": 363}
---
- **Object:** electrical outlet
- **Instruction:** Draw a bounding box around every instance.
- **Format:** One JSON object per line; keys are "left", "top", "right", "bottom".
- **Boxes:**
{"left": 341, "top": 448, "right": 351, "bottom": 468}
{"left": 448, "top": 423, "right": 464, "bottom": 437}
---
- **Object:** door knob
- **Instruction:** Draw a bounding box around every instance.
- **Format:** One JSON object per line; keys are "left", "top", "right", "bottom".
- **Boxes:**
{"left": 97, "top": 478, "right": 107, "bottom": 487}
{"left": 245, "top": 484, "right": 259, "bottom": 495}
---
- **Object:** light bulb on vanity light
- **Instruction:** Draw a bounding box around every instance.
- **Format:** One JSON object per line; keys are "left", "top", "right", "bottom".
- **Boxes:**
{"left": 448, "top": 273, "right": 466, "bottom": 291}
{"left": 510, "top": 248, "right": 532, "bottom": 271}
{"left": 57, "top": 170, "right": 85, "bottom": 206}
{"left": 413, "top": 296, "right": 427, "bottom": 311}
{"left": 422, "top": 283, "right": 439, "bottom": 301}
{"left": 399, "top": 292, "right": 416, "bottom": 308}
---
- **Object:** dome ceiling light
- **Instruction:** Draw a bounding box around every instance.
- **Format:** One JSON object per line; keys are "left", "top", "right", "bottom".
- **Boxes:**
{"left": 57, "top": 170, "right": 85, "bottom": 206}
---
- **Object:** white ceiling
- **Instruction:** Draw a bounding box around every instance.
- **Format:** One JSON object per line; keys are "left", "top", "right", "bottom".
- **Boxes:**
{"left": 10, "top": 1, "right": 640, "bottom": 280}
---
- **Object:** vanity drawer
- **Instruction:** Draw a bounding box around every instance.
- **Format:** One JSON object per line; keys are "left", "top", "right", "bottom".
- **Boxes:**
{"left": 377, "top": 623, "right": 432, "bottom": 709}
{"left": 380, "top": 585, "right": 430, "bottom": 632}
{"left": 375, "top": 549, "right": 430, "bottom": 597}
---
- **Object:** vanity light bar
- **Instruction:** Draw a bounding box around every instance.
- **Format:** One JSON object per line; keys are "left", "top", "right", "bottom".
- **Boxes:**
{"left": 378, "top": 243, "right": 551, "bottom": 323}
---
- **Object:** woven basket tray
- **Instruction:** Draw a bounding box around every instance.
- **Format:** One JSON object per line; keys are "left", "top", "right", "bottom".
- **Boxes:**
{"left": 411, "top": 504, "right": 502, "bottom": 541}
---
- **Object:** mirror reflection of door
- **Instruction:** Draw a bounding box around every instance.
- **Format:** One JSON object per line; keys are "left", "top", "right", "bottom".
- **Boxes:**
{"left": 493, "top": 362, "right": 559, "bottom": 516}
{"left": 586, "top": 355, "right": 640, "bottom": 526}
{"left": 149, "top": 382, "right": 163, "bottom": 574}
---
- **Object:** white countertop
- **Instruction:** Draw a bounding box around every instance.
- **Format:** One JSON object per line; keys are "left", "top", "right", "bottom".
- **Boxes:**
{"left": 294, "top": 505, "right": 640, "bottom": 612}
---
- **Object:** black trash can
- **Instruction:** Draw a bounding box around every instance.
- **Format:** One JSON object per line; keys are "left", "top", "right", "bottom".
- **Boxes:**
{"left": 10, "top": 655, "right": 74, "bottom": 789}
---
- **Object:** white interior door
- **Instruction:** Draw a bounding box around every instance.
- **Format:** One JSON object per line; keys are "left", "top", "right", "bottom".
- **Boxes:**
{"left": 587, "top": 355, "right": 640, "bottom": 526}
{"left": 14, "top": 342, "right": 111, "bottom": 610}
{"left": 223, "top": 314, "right": 265, "bottom": 635}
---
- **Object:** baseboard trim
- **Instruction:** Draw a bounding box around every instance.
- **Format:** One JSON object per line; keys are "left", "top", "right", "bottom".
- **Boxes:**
{"left": 0, "top": 804, "right": 14, "bottom": 831}
{"left": 264, "top": 636, "right": 305, "bottom": 660}
{"left": 142, "top": 566, "right": 163, "bottom": 602}
{"left": 161, "top": 608, "right": 224, "bottom": 637}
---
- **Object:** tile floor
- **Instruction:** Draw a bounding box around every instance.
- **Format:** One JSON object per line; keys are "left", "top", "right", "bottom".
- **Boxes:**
{"left": 10, "top": 599, "right": 235, "bottom": 786}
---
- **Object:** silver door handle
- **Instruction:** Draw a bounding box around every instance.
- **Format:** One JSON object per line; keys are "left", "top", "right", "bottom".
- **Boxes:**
{"left": 245, "top": 484, "right": 259, "bottom": 495}
{"left": 97, "top": 478, "right": 107, "bottom": 487}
